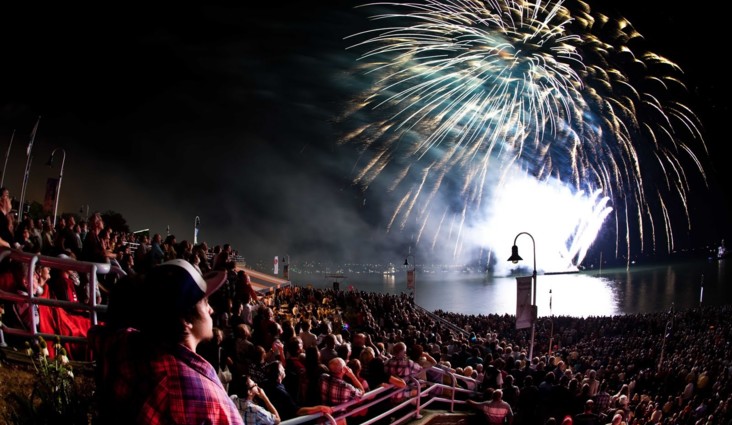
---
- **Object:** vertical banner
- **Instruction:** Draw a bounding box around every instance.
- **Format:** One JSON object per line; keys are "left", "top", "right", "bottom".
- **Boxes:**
{"left": 406, "top": 269, "right": 415, "bottom": 289}
{"left": 516, "top": 276, "right": 533, "bottom": 329}
{"left": 273, "top": 256, "right": 279, "bottom": 275}
{"left": 43, "top": 178, "right": 59, "bottom": 214}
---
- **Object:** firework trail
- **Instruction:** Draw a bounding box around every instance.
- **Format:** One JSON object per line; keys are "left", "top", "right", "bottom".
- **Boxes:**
{"left": 342, "top": 0, "right": 707, "bottom": 269}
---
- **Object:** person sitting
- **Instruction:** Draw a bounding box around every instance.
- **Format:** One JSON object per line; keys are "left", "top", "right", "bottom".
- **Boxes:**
{"left": 233, "top": 374, "right": 280, "bottom": 425}
{"left": 320, "top": 357, "right": 365, "bottom": 425}
{"left": 384, "top": 341, "right": 423, "bottom": 402}
{"left": 261, "top": 360, "right": 332, "bottom": 421}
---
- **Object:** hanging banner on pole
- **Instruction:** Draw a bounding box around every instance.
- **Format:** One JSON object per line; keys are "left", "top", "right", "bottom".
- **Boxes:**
{"left": 406, "top": 269, "right": 415, "bottom": 289}
{"left": 43, "top": 178, "right": 59, "bottom": 214}
{"left": 516, "top": 276, "right": 533, "bottom": 329}
{"left": 273, "top": 256, "right": 279, "bottom": 275}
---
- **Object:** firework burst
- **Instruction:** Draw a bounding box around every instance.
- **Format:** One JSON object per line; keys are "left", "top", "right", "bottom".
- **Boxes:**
{"left": 342, "top": 0, "right": 707, "bottom": 269}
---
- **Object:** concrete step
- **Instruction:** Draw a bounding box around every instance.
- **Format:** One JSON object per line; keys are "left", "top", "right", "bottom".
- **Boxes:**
{"left": 410, "top": 409, "right": 476, "bottom": 425}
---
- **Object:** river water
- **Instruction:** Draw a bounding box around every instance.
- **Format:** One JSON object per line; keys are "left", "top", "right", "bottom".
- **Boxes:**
{"left": 290, "top": 258, "right": 731, "bottom": 317}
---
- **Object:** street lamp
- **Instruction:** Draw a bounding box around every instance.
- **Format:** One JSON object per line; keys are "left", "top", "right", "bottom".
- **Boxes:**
{"left": 508, "top": 231, "right": 537, "bottom": 361}
{"left": 46, "top": 147, "right": 66, "bottom": 228}
{"left": 18, "top": 116, "right": 41, "bottom": 223}
{"left": 404, "top": 252, "right": 416, "bottom": 304}
{"left": 194, "top": 216, "right": 200, "bottom": 245}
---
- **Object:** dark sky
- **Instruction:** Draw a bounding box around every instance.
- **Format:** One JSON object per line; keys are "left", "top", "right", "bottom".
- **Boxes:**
{"left": 1, "top": 2, "right": 730, "bottom": 267}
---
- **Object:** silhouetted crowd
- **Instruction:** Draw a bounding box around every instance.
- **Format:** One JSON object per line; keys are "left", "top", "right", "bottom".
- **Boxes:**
{"left": 211, "top": 281, "right": 732, "bottom": 425}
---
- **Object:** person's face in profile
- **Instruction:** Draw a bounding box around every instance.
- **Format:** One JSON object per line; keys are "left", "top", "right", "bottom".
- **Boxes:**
{"left": 190, "top": 296, "right": 215, "bottom": 344}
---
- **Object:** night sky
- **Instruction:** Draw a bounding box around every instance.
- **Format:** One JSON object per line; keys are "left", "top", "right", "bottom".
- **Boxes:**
{"left": 1, "top": 2, "right": 730, "bottom": 267}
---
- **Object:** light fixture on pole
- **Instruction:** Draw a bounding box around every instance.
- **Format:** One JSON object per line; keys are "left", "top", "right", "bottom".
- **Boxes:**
{"left": 194, "top": 216, "right": 200, "bottom": 245}
{"left": 508, "top": 231, "right": 537, "bottom": 361}
{"left": 404, "top": 251, "right": 416, "bottom": 304}
{"left": 46, "top": 147, "right": 66, "bottom": 228}
{"left": 18, "top": 116, "right": 41, "bottom": 222}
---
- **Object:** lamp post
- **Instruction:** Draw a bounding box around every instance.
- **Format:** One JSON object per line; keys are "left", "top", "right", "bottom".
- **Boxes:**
{"left": 508, "top": 231, "right": 537, "bottom": 361}
{"left": 18, "top": 116, "right": 41, "bottom": 223}
{"left": 194, "top": 216, "right": 200, "bottom": 245}
{"left": 46, "top": 148, "right": 66, "bottom": 228}
{"left": 404, "top": 252, "right": 416, "bottom": 304}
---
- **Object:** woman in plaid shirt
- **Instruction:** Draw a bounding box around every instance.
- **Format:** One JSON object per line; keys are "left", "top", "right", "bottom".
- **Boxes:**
{"left": 90, "top": 260, "right": 244, "bottom": 425}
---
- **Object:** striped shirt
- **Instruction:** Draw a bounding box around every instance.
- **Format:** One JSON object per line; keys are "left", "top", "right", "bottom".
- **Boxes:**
{"left": 234, "top": 397, "right": 278, "bottom": 425}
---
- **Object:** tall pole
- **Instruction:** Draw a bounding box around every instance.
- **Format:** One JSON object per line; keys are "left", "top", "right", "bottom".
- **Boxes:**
{"left": 1, "top": 129, "right": 15, "bottom": 188}
{"left": 47, "top": 148, "right": 66, "bottom": 228}
{"left": 404, "top": 250, "right": 416, "bottom": 304}
{"left": 194, "top": 216, "right": 200, "bottom": 245}
{"left": 548, "top": 289, "right": 554, "bottom": 355}
{"left": 508, "top": 232, "right": 537, "bottom": 361}
{"left": 19, "top": 116, "right": 41, "bottom": 222}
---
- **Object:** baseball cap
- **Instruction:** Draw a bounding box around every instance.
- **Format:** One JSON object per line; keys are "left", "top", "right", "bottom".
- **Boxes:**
{"left": 144, "top": 259, "right": 228, "bottom": 315}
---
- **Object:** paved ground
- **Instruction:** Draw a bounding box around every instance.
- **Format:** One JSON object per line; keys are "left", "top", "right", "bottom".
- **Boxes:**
{"left": 409, "top": 409, "right": 475, "bottom": 425}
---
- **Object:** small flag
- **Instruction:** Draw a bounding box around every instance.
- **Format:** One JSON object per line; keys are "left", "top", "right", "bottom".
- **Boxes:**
{"left": 27, "top": 116, "right": 41, "bottom": 157}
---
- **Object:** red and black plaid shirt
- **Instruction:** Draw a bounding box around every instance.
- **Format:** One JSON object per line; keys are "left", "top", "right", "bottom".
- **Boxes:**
{"left": 90, "top": 326, "right": 243, "bottom": 425}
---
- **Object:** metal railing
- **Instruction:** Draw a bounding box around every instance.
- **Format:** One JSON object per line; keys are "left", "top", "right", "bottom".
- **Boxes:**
{"left": 277, "top": 366, "right": 481, "bottom": 425}
{"left": 0, "top": 247, "right": 113, "bottom": 348}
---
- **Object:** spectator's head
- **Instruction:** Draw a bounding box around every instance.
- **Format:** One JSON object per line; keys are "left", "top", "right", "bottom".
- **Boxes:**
{"left": 242, "top": 375, "right": 259, "bottom": 401}
{"left": 360, "top": 347, "right": 375, "bottom": 363}
{"left": 265, "top": 361, "right": 286, "bottom": 384}
{"left": 336, "top": 342, "right": 351, "bottom": 361}
{"left": 348, "top": 359, "right": 362, "bottom": 376}
{"left": 324, "top": 334, "right": 337, "bottom": 348}
{"left": 328, "top": 357, "right": 348, "bottom": 378}
{"left": 134, "top": 259, "right": 227, "bottom": 345}
{"left": 392, "top": 342, "right": 407, "bottom": 358}
{"left": 286, "top": 336, "right": 304, "bottom": 357}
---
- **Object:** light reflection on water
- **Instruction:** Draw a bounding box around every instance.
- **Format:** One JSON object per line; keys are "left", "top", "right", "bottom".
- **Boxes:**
{"left": 292, "top": 259, "right": 731, "bottom": 317}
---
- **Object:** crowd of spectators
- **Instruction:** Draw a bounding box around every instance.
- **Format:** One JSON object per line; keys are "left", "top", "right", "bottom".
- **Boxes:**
{"left": 198, "top": 279, "right": 732, "bottom": 425}
{"left": 2, "top": 197, "right": 731, "bottom": 423}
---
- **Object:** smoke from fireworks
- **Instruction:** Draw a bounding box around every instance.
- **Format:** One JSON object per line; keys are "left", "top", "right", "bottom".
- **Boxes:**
{"left": 341, "top": 0, "right": 707, "bottom": 271}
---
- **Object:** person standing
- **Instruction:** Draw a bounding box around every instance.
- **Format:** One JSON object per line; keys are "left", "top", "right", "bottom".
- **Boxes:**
{"left": 261, "top": 360, "right": 332, "bottom": 421}
{"left": 468, "top": 388, "right": 515, "bottom": 425}
{"left": 89, "top": 259, "right": 243, "bottom": 424}
{"left": 0, "top": 187, "right": 15, "bottom": 248}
